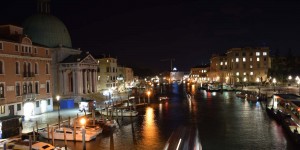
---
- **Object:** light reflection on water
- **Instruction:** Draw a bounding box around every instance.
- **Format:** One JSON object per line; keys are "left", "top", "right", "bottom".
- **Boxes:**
{"left": 40, "top": 84, "right": 299, "bottom": 150}
{"left": 142, "top": 107, "right": 159, "bottom": 148}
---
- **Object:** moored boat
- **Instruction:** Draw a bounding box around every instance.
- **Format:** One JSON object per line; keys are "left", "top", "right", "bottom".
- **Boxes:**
{"left": 39, "top": 126, "right": 99, "bottom": 141}
{"left": 236, "top": 91, "right": 246, "bottom": 99}
{"left": 99, "top": 108, "right": 138, "bottom": 117}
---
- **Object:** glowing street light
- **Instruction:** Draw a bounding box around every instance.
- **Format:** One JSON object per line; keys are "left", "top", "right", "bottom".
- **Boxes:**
{"left": 56, "top": 95, "right": 61, "bottom": 128}
{"left": 298, "top": 80, "right": 300, "bottom": 95}
{"left": 288, "top": 75, "right": 292, "bottom": 86}
{"left": 147, "top": 91, "right": 151, "bottom": 104}
{"left": 273, "top": 78, "right": 277, "bottom": 92}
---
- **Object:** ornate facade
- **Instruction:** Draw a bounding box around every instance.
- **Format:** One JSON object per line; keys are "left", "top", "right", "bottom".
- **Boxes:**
{"left": 0, "top": 25, "right": 53, "bottom": 117}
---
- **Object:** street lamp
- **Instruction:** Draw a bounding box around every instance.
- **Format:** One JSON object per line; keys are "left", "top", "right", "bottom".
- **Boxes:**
{"left": 296, "top": 76, "right": 300, "bottom": 87}
{"left": 273, "top": 78, "right": 277, "bottom": 92}
{"left": 297, "top": 80, "right": 300, "bottom": 95}
{"left": 288, "top": 75, "right": 292, "bottom": 86}
{"left": 147, "top": 91, "right": 151, "bottom": 104}
{"left": 56, "top": 95, "right": 61, "bottom": 128}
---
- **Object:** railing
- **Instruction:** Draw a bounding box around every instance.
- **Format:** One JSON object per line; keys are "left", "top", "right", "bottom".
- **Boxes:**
{"left": 23, "top": 72, "right": 35, "bottom": 77}
{"left": 22, "top": 93, "right": 37, "bottom": 101}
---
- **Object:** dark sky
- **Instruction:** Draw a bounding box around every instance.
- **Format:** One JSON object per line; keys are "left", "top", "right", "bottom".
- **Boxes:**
{"left": 1, "top": 0, "right": 300, "bottom": 72}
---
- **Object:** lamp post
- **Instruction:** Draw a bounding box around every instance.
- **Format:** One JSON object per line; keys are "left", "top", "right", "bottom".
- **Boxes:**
{"left": 273, "top": 78, "right": 277, "bottom": 92}
{"left": 56, "top": 95, "right": 61, "bottom": 128}
{"left": 297, "top": 80, "right": 300, "bottom": 95}
{"left": 296, "top": 76, "right": 300, "bottom": 87}
{"left": 80, "top": 118, "right": 87, "bottom": 150}
{"left": 147, "top": 91, "right": 151, "bottom": 104}
{"left": 288, "top": 75, "right": 292, "bottom": 86}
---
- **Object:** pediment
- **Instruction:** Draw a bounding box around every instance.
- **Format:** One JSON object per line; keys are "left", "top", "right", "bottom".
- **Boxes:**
{"left": 80, "top": 54, "right": 97, "bottom": 64}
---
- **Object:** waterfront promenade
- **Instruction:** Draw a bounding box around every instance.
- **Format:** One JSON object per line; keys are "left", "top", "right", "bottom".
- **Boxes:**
{"left": 22, "top": 92, "right": 131, "bottom": 134}
{"left": 22, "top": 106, "right": 86, "bottom": 133}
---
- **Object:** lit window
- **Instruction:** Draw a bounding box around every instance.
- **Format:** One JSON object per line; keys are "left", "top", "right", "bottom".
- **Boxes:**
{"left": 236, "top": 58, "right": 239, "bottom": 62}
{"left": 204, "top": 70, "right": 207, "bottom": 73}
{"left": 250, "top": 58, "right": 252, "bottom": 61}
{"left": 256, "top": 52, "right": 260, "bottom": 56}
{"left": 236, "top": 72, "right": 239, "bottom": 76}
{"left": 257, "top": 58, "right": 260, "bottom": 61}
{"left": 250, "top": 72, "right": 253, "bottom": 75}
{"left": 243, "top": 57, "right": 246, "bottom": 62}
{"left": 0, "top": 83, "right": 4, "bottom": 98}
{"left": 243, "top": 72, "right": 246, "bottom": 75}
{"left": 220, "top": 62, "right": 223, "bottom": 65}
{"left": 263, "top": 52, "right": 267, "bottom": 56}
{"left": 225, "top": 62, "right": 227, "bottom": 65}
{"left": 250, "top": 65, "right": 253, "bottom": 68}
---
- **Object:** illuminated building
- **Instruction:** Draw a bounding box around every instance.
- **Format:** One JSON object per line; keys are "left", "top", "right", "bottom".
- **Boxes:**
{"left": 190, "top": 64, "right": 210, "bottom": 83}
{"left": 0, "top": 25, "right": 53, "bottom": 117}
{"left": 22, "top": 0, "right": 98, "bottom": 102}
{"left": 97, "top": 57, "right": 118, "bottom": 91}
{"left": 208, "top": 47, "right": 271, "bottom": 84}
{"left": 117, "top": 66, "right": 134, "bottom": 90}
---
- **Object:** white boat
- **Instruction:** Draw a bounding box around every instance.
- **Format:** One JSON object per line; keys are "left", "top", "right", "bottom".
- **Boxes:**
{"left": 39, "top": 127, "right": 99, "bottom": 141}
{"left": 100, "top": 108, "right": 138, "bottom": 117}
{"left": 0, "top": 138, "right": 59, "bottom": 150}
{"left": 159, "top": 96, "right": 169, "bottom": 101}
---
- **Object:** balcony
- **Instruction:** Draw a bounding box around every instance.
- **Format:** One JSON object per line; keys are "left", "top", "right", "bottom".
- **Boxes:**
{"left": 22, "top": 93, "right": 37, "bottom": 101}
{"left": 23, "top": 72, "right": 35, "bottom": 78}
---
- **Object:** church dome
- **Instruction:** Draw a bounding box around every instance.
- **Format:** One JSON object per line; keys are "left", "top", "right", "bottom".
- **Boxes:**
{"left": 23, "top": 14, "right": 72, "bottom": 48}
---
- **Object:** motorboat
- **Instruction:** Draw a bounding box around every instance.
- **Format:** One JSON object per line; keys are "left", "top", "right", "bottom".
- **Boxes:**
{"left": 159, "top": 96, "right": 169, "bottom": 101}
{"left": 39, "top": 126, "right": 99, "bottom": 141}
{"left": 99, "top": 119, "right": 118, "bottom": 128}
{"left": 235, "top": 91, "right": 246, "bottom": 99}
{"left": 100, "top": 108, "right": 138, "bottom": 117}
{"left": 247, "top": 94, "right": 258, "bottom": 103}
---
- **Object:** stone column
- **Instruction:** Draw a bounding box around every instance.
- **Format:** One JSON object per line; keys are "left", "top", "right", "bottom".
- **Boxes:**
{"left": 93, "top": 70, "right": 97, "bottom": 92}
{"left": 89, "top": 70, "right": 92, "bottom": 93}
{"left": 72, "top": 69, "right": 77, "bottom": 94}
{"left": 63, "top": 70, "right": 68, "bottom": 94}
{"left": 77, "top": 69, "right": 82, "bottom": 94}
{"left": 59, "top": 70, "right": 64, "bottom": 95}
{"left": 84, "top": 70, "right": 88, "bottom": 94}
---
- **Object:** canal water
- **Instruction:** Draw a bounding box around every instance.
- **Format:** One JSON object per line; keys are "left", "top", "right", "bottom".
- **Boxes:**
{"left": 43, "top": 83, "right": 298, "bottom": 150}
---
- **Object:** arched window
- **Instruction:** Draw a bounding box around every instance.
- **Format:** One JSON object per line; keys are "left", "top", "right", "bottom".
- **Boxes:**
{"left": 28, "top": 82, "right": 32, "bottom": 93}
{"left": 28, "top": 62, "right": 31, "bottom": 74}
{"left": 46, "top": 63, "right": 49, "bottom": 74}
{"left": 23, "top": 62, "right": 27, "bottom": 76}
{"left": 0, "top": 83, "right": 4, "bottom": 98}
{"left": 46, "top": 81, "right": 50, "bottom": 93}
{"left": 23, "top": 83, "right": 27, "bottom": 94}
{"left": 0, "top": 61, "right": 3, "bottom": 74}
{"left": 15, "top": 62, "right": 20, "bottom": 74}
{"left": 34, "top": 63, "right": 38, "bottom": 74}
{"left": 35, "top": 82, "right": 39, "bottom": 94}
{"left": 16, "top": 83, "right": 20, "bottom": 96}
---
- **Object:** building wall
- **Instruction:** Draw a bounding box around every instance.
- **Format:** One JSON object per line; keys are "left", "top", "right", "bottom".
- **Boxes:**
{"left": 0, "top": 26, "right": 53, "bottom": 117}
{"left": 97, "top": 57, "right": 118, "bottom": 91}
{"left": 208, "top": 47, "right": 271, "bottom": 85}
{"left": 190, "top": 66, "right": 209, "bottom": 83}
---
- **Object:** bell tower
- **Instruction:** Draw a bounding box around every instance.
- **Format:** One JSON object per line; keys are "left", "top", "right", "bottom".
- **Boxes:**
{"left": 37, "top": 0, "right": 51, "bottom": 14}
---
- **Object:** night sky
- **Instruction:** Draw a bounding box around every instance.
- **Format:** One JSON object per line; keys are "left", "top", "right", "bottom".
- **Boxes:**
{"left": 1, "top": 0, "right": 300, "bottom": 73}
